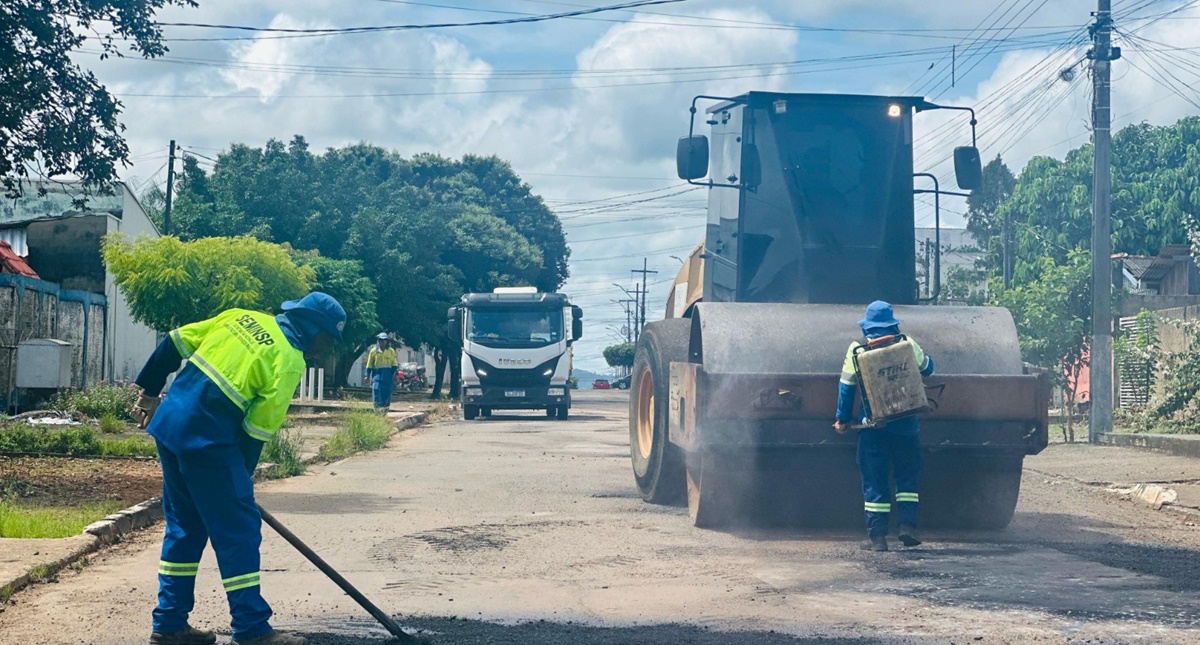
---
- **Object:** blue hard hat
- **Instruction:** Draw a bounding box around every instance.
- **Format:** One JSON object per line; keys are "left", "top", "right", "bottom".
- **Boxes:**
{"left": 858, "top": 300, "right": 901, "bottom": 332}
{"left": 281, "top": 292, "right": 347, "bottom": 342}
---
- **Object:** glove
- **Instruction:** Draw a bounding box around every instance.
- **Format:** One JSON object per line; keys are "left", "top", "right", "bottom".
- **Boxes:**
{"left": 130, "top": 394, "right": 161, "bottom": 430}
{"left": 833, "top": 420, "right": 848, "bottom": 434}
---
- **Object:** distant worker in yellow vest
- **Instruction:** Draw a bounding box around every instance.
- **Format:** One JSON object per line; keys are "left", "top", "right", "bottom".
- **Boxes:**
{"left": 366, "top": 332, "right": 398, "bottom": 409}
{"left": 130, "top": 292, "right": 346, "bottom": 645}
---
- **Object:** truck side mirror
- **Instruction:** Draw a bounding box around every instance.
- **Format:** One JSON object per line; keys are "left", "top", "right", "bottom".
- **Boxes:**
{"left": 954, "top": 146, "right": 982, "bottom": 191}
{"left": 571, "top": 305, "right": 583, "bottom": 342}
{"left": 677, "top": 135, "right": 709, "bottom": 181}
{"left": 446, "top": 307, "right": 461, "bottom": 343}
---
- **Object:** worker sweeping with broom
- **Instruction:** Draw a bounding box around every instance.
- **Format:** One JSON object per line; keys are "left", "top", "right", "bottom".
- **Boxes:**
{"left": 130, "top": 292, "right": 346, "bottom": 645}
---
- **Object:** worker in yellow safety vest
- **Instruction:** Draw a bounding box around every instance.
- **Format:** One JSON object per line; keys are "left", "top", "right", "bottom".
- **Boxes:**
{"left": 365, "top": 332, "right": 399, "bottom": 408}
{"left": 130, "top": 292, "right": 346, "bottom": 645}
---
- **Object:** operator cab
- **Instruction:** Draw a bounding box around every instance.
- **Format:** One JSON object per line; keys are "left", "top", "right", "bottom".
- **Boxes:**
{"left": 676, "top": 92, "right": 981, "bottom": 307}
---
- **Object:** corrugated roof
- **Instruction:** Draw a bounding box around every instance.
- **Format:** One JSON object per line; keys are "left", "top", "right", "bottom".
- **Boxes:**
{"left": 1122, "top": 256, "right": 1156, "bottom": 279}
{"left": 0, "top": 240, "right": 39, "bottom": 278}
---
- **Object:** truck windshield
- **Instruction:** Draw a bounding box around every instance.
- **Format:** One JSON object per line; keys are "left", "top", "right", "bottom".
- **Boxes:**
{"left": 467, "top": 308, "right": 564, "bottom": 348}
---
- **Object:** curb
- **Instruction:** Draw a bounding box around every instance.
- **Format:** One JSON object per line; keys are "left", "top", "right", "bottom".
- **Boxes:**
{"left": 82, "top": 497, "right": 164, "bottom": 546}
{"left": 393, "top": 411, "right": 427, "bottom": 433}
{"left": 1099, "top": 432, "right": 1200, "bottom": 459}
{"left": 1, "top": 497, "right": 162, "bottom": 604}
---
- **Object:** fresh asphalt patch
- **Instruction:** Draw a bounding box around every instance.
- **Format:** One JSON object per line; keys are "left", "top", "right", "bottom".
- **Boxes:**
{"left": 295, "top": 616, "right": 874, "bottom": 645}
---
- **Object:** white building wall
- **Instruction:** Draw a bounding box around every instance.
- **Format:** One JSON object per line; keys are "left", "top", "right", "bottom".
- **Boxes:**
{"left": 103, "top": 186, "right": 161, "bottom": 381}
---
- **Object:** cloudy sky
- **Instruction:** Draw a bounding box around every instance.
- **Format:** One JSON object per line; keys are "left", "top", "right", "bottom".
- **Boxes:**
{"left": 86, "top": 0, "right": 1200, "bottom": 372}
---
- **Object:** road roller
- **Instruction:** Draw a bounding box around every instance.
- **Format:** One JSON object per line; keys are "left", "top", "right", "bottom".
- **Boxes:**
{"left": 630, "top": 92, "right": 1051, "bottom": 529}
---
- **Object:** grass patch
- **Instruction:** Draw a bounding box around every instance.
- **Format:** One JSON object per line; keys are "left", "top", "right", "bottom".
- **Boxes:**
{"left": 0, "top": 424, "right": 100, "bottom": 455}
{"left": 0, "top": 424, "right": 155, "bottom": 457}
{"left": 261, "top": 428, "right": 306, "bottom": 479}
{"left": 98, "top": 436, "right": 157, "bottom": 457}
{"left": 98, "top": 413, "right": 125, "bottom": 434}
{"left": 317, "top": 411, "right": 392, "bottom": 461}
{"left": 0, "top": 500, "right": 125, "bottom": 538}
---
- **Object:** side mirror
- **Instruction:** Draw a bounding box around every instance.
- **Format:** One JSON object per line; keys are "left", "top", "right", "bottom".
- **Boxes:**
{"left": 954, "top": 146, "right": 983, "bottom": 191}
{"left": 676, "top": 135, "right": 709, "bottom": 181}
{"left": 741, "top": 142, "right": 761, "bottom": 189}
{"left": 446, "top": 307, "right": 461, "bottom": 343}
{"left": 571, "top": 305, "right": 583, "bottom": 342}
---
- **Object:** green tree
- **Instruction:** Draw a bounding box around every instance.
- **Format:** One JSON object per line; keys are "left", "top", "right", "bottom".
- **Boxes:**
{"left": 995, "top": 250, "right": 1092, "bottom": 442}
{"left": 942, "top": 265, "right": 987, "bottom": 306}
{"left": 603, "top": 343, "right": 636, "bottom": 370}
{"left": 966, "top": 155, "right": 1017, "bottom": 247}
{"left": 166, "top": 140, "right": 570, "bottom": 398}
{"left": 291, "top": 251, "right": 380, "bottom": 384}
{"left": 103, "top": 235, "right": 313, "bottom": 332}
{"left": 1, "top": 0, "right": 195, "bottom": 196}
{"left": 987, "top": 117, "right": 1200, "bottom": 290}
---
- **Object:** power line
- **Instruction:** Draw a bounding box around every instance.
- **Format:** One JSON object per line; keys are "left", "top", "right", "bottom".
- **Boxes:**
{"left": 159, "top": 0, "right": 687, "bottom": 41}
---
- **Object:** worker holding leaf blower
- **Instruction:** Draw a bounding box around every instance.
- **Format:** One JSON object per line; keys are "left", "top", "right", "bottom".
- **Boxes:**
{"left": 130, "top": 292, "right": 346, "bottom": 645}
{"left": 834, "top": 301, "right": 935, "bottom": 553}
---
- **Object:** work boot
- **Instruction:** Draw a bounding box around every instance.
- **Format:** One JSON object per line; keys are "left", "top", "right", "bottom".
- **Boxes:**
{"left": 149, "top": 625, "right": 217, "bottom": 645}
{"left": 232, "top": 630, "right": 307, "bottom": 645}
{"left": 898, "top": 524, "right": 922, "bottom": 547}
{"left": 861, "top": 535, "right": 888, "bottom": 552}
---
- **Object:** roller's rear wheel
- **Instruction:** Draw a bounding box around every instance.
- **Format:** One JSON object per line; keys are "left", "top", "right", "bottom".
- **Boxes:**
{"left": 630, "top": 319, "right": 691, "bottom": 505}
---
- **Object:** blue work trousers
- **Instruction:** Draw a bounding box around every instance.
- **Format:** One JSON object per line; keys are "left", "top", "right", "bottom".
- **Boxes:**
{"left": 153, "top": 437, "right": 273, "bottom": 640}
{"left": 856, "top": 428, "right": 921, "bottom": 537}
{"left": 371, "top": 367, "right": 397, "bottom": 408}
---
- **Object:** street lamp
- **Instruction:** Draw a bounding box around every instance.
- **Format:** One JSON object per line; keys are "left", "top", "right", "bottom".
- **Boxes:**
{"left": 670, "top": 255, "right": 685, "bottom": 265}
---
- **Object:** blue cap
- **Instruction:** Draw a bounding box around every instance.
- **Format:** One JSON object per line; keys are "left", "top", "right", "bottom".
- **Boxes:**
{"left": 858, "top": 300, "right": 900, "bottom": 332}
{"left": 281, "top": 292, "right": 347, "bottom": 342}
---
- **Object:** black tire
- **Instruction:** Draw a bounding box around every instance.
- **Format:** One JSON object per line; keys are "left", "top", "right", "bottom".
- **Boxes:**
{"left": 630, "top": 318, "right": 692, "bottom": 505}
{"left": 464, "top": 405, "right": 479, "bottom": 421}
{"left": 481, "top": 407, "right": 492, "bottom": 417}
{"left": 546, "top": 407, "right": 556, "bottom": 418}
{"left": 922, "top": 456, "right": 1024, "bottom": 530}
{"left": 556, "top": 405, "right": 570, "bottom": 420}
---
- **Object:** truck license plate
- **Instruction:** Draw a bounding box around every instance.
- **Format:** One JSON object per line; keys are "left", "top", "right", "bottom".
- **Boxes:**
{"left": 505, "top": 389, "right": 525, "bottom": 397}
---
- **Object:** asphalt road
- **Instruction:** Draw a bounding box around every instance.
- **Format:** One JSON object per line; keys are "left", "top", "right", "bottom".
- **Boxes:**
{"left": 2, "top": 391, "right": 1200, "bottom": 644}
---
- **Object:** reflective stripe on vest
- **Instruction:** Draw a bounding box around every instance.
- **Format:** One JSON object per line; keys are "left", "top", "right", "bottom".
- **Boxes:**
{"left": 172, "top": 309, "right": 305, "bottom": 441}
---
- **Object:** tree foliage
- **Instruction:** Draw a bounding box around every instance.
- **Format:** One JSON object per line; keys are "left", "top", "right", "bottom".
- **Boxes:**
{"left": 159, "top": 137, "right": 569, "bottom": 393}
{"left": 0, "top": 0, "right": 195, "bottom": 196}
{"left": 603, "top": 343, "right": 636, "bottom": 369}
{"left": 983, "top": 118, "right": 1200, "bottom": 287}
{"left": 103, "top": 235, "right": 313, "bottom": 332}
{"left": 965, "top": 155, "right": 1017, "bottom": 246}
{"left": 994, "top": 250, "right": 1091, "bottom": 441}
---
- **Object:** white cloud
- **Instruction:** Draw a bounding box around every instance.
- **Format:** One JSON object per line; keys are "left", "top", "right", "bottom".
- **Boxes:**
{"left": 80, "top": 0, "right": 1200, "bottom": 370}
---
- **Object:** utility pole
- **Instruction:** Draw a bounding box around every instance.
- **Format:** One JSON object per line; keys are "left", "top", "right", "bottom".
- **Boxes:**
{"left": 1089, "top": 0, "right": 1119, "bottom": 443}
{"left": 630, "top": 284, "right": 644, "bottom": 341}
{"left": 631, "top": 258, "right": 658, "bottom": 339}
{"left": 163, "top": 140, "right": 177, "bottom": 236}
{"left": 619, "top": 298, "right": 635, "bottom": 344}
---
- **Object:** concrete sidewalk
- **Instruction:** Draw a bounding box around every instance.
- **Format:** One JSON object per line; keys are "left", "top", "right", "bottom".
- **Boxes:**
{"left": 1027, "top": 442, "right": 1200, "bottom": 511}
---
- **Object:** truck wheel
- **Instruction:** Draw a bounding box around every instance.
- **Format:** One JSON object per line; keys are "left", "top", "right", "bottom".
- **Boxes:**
{"left": 630, "top": 319, "right": 691, "bottom": 505}
{"left": 556, "top": 406, "right": 569, "bottom": 420}
{"left": 464, "top": 405, "right": 479, "bottom": 421}
{"left": 923, "top": 456, "right": 1023, "bottom": 530}
{"left": 481, "top": 407, "right": 492, "bottom": 417}
{"left": 545, "top": 407, "right": 555, "bottom": 418}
